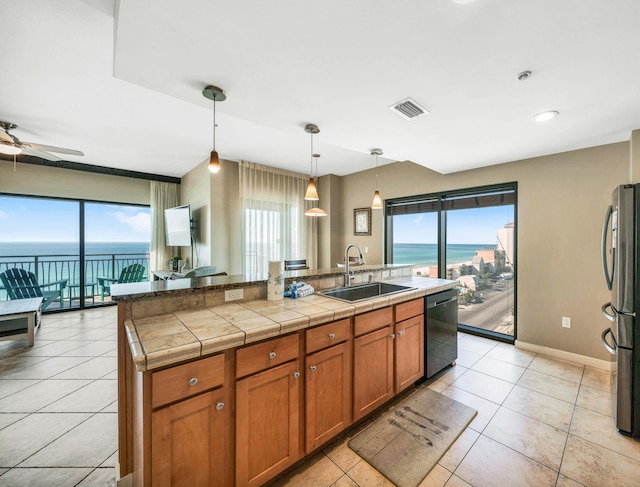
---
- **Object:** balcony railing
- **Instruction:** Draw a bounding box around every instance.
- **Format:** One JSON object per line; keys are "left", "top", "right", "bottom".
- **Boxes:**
{"left": 0, "top": 253, "right": 150, "bottom": 309}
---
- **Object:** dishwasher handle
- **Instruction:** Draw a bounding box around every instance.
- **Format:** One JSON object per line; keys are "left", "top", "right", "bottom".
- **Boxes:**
{"left": 426, "top": 290, "right": 458, "bottom": 309}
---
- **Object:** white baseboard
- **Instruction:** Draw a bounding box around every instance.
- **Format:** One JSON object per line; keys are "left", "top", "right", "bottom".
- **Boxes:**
{"left": 515, "top": 340, "right": 615, "bottom": 372}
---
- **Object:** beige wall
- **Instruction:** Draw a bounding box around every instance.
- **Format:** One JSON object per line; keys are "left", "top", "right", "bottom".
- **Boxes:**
{"left": 180, "top": 158, "right": 241, "bottom": 275}
{"left": 338, "top": 142, "right": 629, "bottom": 361}
{"left": 0, "top": 161, "right": 150, "bottom": 204}
{"left": 631, "top": 129, "right": 640, "bottom": 183}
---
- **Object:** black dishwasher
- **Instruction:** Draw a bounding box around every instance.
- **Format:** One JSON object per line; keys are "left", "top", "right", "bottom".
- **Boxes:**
{"left": 424, "top": 289, "right": 458, "bottom": 379}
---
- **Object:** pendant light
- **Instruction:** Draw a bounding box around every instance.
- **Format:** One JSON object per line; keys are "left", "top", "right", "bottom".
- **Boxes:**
{"left": 304, "top": 124, "right": 320, "bottom": 200}
{"left": 304, "top": 151, "right": 328, "bottom": 217}
{"left": 371, "top": 148, "right": 383, "bottom": 209}
{"left": 202, "top": 85, "right": 226, "bottom": 174}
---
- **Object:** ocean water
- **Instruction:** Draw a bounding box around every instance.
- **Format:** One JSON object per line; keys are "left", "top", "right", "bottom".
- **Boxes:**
{"left": 393, "top": 243, "right": 496, "bottom": 266}
{"left": 0, "top": 241, "right": 149, "bottom": 258}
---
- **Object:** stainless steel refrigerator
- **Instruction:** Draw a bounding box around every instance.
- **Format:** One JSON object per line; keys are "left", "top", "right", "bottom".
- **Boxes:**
{"left": 601, "top": 184, "right": 640, "bottom": 439}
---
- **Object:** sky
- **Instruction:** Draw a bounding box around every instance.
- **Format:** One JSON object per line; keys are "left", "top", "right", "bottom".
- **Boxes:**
{"left": 393, "top": 205, "right": 514, "bottom": 244}
{"left": 0, "top": 196, "right": 151, "bottom": 242}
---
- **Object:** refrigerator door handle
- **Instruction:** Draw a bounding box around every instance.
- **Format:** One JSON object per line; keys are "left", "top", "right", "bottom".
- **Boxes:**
{"left": 601, "top": 302, "right": 616, "bottom": 322}
{"left": 601, "top": 328, "right": 617, "bottom": 355}
{"left": 601, "top": 204, "right": 614, "bottom": 291}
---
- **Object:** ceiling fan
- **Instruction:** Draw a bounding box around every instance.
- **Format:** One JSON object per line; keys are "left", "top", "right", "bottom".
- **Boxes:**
{"left": 0, "top": 121, "right": 84, "bottom": 161}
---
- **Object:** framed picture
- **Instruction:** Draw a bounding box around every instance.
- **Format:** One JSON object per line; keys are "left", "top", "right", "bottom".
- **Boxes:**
{"left": 354, "top": 207, "right": 371, "bottom": 236}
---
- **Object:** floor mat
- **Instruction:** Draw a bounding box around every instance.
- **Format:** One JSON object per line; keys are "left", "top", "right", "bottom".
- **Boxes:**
{"left": 349, "top": 386, "right": 477, "bottom": 487}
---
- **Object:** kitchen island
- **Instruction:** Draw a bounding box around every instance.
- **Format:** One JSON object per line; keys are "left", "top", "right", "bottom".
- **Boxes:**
{"left": 114, "top": 266, "right": 457, "bottom": 486}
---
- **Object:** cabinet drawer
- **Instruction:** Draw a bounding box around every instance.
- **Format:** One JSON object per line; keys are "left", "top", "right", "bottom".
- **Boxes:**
{"left": 354, "top": 307, "right": 393, "bottom": 337}
{"left": 236, "top": 333, "right": 299, "bottom": 378}
{"left": 152, "top": 353, "right": 225, "bottom": 409}
{"left": 395, "top": 298, "right": 424, "bottom": 322}
{"left": 306, "top": 318, "right": 351, "bottom": 354}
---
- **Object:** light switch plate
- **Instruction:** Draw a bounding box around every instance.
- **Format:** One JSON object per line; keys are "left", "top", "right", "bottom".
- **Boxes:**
{"left": 562, "top": 316, "right": 571, "bottom": 328}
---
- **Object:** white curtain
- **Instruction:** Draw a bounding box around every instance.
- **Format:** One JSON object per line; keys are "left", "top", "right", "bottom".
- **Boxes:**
{"left": 150, "top": 181, "right": 180, "bottom": 274}
{"left": 239, "top": 161, "right": 313, "bottom": 275}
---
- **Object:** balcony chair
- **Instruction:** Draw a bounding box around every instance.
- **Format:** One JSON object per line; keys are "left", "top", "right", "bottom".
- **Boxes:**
{"left": 0, "top": 268, "right": 68, "bottom": 311}
{"left": 97, "top": 263, "right": 146, "bottom": 301}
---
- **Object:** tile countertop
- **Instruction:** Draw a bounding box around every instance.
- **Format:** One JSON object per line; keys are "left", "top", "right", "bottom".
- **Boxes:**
{"left": 124, "top": 276, "right": 457, "bottom": 372}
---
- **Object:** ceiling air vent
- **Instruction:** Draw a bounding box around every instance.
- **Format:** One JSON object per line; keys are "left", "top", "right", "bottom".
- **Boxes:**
{"left": 389, "top": 97, "right": 430, "bottom": 120}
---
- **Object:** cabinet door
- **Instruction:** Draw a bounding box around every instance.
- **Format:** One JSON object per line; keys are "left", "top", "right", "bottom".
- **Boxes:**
{"left": 236, "top": 360, "right": 301, "bottom": 487}
{"left": 151, "top": 388, "right": 230, "bottom": 487}
{"left": 306, "top": 341, "right": 352, "bottom": 452}
{"left": 395, "top": 315, "right": 425, "bottom": 393}
{"left": 353, "top": 325, "right": 394, "bottom": 421}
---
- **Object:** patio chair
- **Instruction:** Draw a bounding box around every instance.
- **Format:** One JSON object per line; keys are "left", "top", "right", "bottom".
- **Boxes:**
{"left": 97, "top": 263, "right": 146, "bottom": 301}
{"left": 0, "top": 268, "right": 68, "bottom": 311}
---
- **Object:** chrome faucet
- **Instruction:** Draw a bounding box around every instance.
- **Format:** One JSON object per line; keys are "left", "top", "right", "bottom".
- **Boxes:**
{"left": 344, "top": 243, "right": 365, "bottom": 287}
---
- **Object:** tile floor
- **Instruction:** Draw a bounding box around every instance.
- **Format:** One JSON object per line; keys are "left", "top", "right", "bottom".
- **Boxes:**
{"left": 2, "top": 307, "right": 640, "bottom": 487}
{"left": 0, "top": 306, "right": 118, "bottom": 486}
{"left": 275, "top": 333, "right": 640, "bottom": 487}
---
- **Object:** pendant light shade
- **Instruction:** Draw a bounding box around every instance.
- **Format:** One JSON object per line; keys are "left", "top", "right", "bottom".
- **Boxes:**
{"left": 203, "top": 85, "right": 226, "bottom": 174}
{"left": 304, "top": 207, "right": 328, "bottom": 217}
{"left": 371, "top": 149, "right": 383, "bottom": 209}
{"left": 304, "top": 177, "right": 319, "bottom": 200}
{"left": 371, "top": 190, "right": 383, "bottom": 209}
{"left": 209, "top": 150, "right": 221, "bottom": 174}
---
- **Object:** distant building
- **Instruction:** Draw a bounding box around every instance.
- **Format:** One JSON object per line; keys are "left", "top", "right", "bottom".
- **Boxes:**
{"left": 471, "top": 255, "right": 485, "bottom": 274}
{"left": 475, "top": 248, "right": 506, "bottom": 272}
{"left": 498, "top": 222, "right": 515, "bottom": 268}
{"left": 458, "top": 275, "right": 478, "bottom": 291}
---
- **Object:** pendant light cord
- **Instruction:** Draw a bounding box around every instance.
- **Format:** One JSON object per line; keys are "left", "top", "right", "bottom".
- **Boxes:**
{"left": 213, "top": 97, "right": 216, "bottom": 152}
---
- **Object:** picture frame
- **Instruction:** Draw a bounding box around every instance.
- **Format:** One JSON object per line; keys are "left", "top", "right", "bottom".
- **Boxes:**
{"left": 353, "top": 207, "right": 371, "bottom": 236}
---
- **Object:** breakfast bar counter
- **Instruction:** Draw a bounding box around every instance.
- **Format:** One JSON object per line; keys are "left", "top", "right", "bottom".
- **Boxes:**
{"left": 121, "top": 275, "right": 457, "bottom": 372}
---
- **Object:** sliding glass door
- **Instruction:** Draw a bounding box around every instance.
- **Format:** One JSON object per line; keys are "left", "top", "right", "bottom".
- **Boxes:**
{"left": 386, "top": 184, "right": 516, "bottom": 340}
{"left": 0, "top": 194, "right": 150, "bottom": 311}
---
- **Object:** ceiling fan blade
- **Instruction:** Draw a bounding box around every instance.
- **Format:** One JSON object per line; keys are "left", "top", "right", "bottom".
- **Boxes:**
{"left": 20, "top": 146, "right": 62, "bottom": 161}
{"left": 22, "top": 142, "right": 84, "bottom": 156}
{"left": 0, "top": 131, "right": 13, "bottom": 143}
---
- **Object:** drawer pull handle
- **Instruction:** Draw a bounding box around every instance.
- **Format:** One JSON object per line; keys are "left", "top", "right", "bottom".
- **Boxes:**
{"left": 188, "top": 377, "right": 198, "bottom": 386}
{"left": 390, "top": 333, "right": 396, "bottom": 339}
{"left": 269, "top": 351, "right": 277, "bottom": 359}
{"left": 328, "top": 333, "right": 335, "bottom": 339}
{"left": 310, "top": 365, "right": 317, "bottom": 372}
{"left": 293, "top": 371, "right": 300, "bottom": 378}
{"left": 399, "top": 329, "right": 405, "bottom": 336}
{"left": 216, "top": 402, "right": 224, "bottom": 411}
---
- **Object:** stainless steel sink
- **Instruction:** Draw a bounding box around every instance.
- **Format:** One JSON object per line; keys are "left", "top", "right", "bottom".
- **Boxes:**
{"left": 319, "top": 282, "right": 416, "bottom": 302}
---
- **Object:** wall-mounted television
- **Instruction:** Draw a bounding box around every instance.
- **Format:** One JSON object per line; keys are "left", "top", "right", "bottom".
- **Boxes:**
{"left": 164, "top": 204, "right": 192, "bottom": 247}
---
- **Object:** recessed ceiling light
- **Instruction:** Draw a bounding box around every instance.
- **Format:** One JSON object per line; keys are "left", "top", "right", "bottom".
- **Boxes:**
{"left": 451, "top": 0, "right": 476, "bottom": 4}
{"left": 532, "top": 111, "right": 559, "bottom": 122}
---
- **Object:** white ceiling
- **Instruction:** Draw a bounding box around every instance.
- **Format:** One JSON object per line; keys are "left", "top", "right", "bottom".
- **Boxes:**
{"left": 2, "top": 0, "right": 640, "bottom": 179}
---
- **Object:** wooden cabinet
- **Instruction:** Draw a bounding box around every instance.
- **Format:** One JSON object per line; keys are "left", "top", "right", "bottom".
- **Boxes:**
{"left": 353, "top": 323, "right": 394, "bottom": 421}
{"left": 149, "top": 353, "right": 231, "bottom": 487}
{"left": 236, "top": 335, "right": 302, "bottom": 487}
{"left": 305, "top": 319, "right": 352, "bottom": 452}
{"left": 151, "top": 387, "right": 230, "bottom": 487}
{"left": 395, "top": 298, "right": 425, "bottom": 393}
